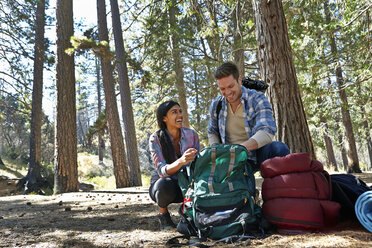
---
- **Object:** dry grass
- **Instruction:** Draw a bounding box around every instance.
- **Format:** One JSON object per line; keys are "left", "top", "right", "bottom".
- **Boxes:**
{"left": 0, "top": 186, "right": 371, "bottom": 248}
{"left": 1, "top": 157, "right": 371, "bottom": 247}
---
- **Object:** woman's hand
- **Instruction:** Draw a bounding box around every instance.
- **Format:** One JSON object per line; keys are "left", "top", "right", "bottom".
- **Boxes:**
{"left": 178, "top": 148, "right": 198, "bottom": 166}
{"left": 165, "top": 148, "right": 198, "bottom": 176}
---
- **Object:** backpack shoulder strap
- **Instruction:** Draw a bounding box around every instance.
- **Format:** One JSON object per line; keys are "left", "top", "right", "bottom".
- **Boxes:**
{"left": 216, "top": 99, "right": 222, "bottom": 117}
{"left": 216, "top": 99, "right": 222, "bottom": 143}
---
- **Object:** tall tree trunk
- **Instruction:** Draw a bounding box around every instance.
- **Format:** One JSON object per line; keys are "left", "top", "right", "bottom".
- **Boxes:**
{"left": 95, "top": 57, "right": 105, "bottom": 164}
{"left": 323, "top": 122, "right": 338, "bottom": 171}
{"left": 109, "top": 0, "right": 142, "bottom": 186}
{"left": 0, "top": 155, "right": 4, "bottom": 166}
{"left": 205, "top": 62, "right": 219, "bottom": 104}
{"left": 76, "top": 81, "right": 87, "bottom": 147}
{"left": 168, "top": 0, "right": 190, "bottom": 128}
{"left": 335, "top": 67, "right": 360, "bottom": 173}
{"left": 252, "top": 0, "right": 315, "bottom": 158}
{"left": 327, "top": 78, "right": 348, "bottom": 171}
{"left": 204, "top": 0, "right": 223, "bottom": 61}
{"left": 336, "top": 123, "right": 349, "bottom": 171}
{"left": 97, "top": 0, "right": 130, "bottom": 188}
{"left": 77, "top": 115, "right": 87, "bottom": 147}
{"left": 54, "top": 0, "right": 79, "bottom": 193}
{"left": 358, "top": 85, "right": 372, "bottom": 170}
{"left": 361, "top": 105, "right": 372, "bottom": 170}
{"left": 316, "top": 97, "right": 337, "bottom": 171}
{"left": 323, "top": 0, "right": 360, "bottom": 173}
{"left": 363, "top": 118, "right": 372, "bottom": 171}
{"left": 233, "top": 0, "right": 245, "bottom": 76}
{"left": 19, "top": 0, "right": 51, "bottom": 194}
{"left": 193, "top": 56, "right": 201, "bottom": 131}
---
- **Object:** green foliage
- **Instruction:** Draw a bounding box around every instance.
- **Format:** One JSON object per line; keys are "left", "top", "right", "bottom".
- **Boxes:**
{"left": 40, "top": 161, "right": 54, "bottom": 185}
{"left": 0, "top": 0, "right": 53, "bottom": 94}
{"left": 87, "top": 175, "right": 116, "bottom": 190}
{"left": 77, "top": 152, "right": 111, "bottom": 178}
{"left": 0, "top": 94, "right": 30, "bottom": 163}
{"left": 67, "top": 36, "right": 115, "bottom": 62}
{"left": 123, "top": 0, "right": 371, "bottom": 167}
{"left": 40, "top": 115, "right": 55, "bottom": 165}
{"left": 128, "top": 0, "right": 257, "bottom": 147}
{"left": 79, "top": 153, "right": 151, "bottom": 189}
{"left": 286, "top": 0, "right": 371, "bottom": 167}
{"left": 43, "top": 187, "right": 54, "bottom": 196}
{"left": 141, "top": 173, "right": 151, "bottom": 187}
{"left": 1, "top": 0, "right": 371, "bottom": 180}
{"left": 87, "top": 111, "right": 107, "bottom": 148}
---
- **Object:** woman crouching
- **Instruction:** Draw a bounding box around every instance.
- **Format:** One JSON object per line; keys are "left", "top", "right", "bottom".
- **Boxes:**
{"left": 149, "top": 101, "right": 199, "bottom": 230}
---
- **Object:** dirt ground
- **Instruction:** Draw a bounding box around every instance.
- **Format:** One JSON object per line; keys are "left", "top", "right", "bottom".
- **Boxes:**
{"left": 0, "top": 175, "right": 371, "bottom": 248}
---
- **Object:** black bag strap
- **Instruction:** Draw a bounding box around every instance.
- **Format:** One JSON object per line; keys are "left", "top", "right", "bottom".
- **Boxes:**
{"left": 214, "top": 234, "right": 258, "bottom": 245}
{"left": 167, "top": 233, "right": 264, "bottom": 247}
{"left": 177, "top": 204, "right": 198, "bottom": 236}
{"left": 216, "top": 100, "right": 222, "bottom": 143}
{"left": 166, "top": 235, "right": 210, "bottom": 247}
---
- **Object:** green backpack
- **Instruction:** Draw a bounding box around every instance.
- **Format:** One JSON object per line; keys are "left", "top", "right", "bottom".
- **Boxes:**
{"left": 177, "top": 144, "right": 263, "bottom": 240}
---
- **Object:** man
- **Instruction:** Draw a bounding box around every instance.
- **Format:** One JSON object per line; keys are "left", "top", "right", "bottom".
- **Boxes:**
{"left": 208, "top": 62, "right": 289, "bottom": 172}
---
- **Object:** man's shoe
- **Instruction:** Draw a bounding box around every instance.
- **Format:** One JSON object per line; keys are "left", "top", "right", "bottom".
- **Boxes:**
{"left": 158, "top": 212, "right": 176, "bottom": 230}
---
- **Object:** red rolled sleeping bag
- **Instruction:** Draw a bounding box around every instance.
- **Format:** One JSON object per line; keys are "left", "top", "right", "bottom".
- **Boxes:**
{"left": 260, "top": 153, "right": 340, "bottom": 232}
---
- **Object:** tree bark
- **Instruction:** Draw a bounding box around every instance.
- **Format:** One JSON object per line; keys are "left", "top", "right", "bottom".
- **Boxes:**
{"left": 252, "top": 0, "right": 315, "bottom": 158}
{"left": 204, "top": 0, "right": 223, "bottom": 62}
{"left": 364, "top": 124, "right": 372, "bottom": 171}
{"left": 0, "top": 155, "right": 4, "bottom": 166}
{"left": 233, "top": 0, "right": 245, "bottom": 76}
{"left": 358, "top": 84, "right": 372, "bottom": 170}
{"left": 335, "top": 123, "right": 349, "bottom": 171}
{"left": 95, "top": 57, "right": 105, "bottom": 164}
{"left": 192, "top": 55, "right": 201, "bottom": 131}
{"left": 323, "top": 0, "right": 360, "bottom": 173}
{"left": 97, "top": 0, "right": 130, "bottom": 188}
{"left": 168, "top": 0, "right": 191, "bottom": 128}
{"left": 76, "top": 85, "right": 88, "bottom": 147}
{"left": 361, "top": 106, "right": 372, "bottom": 170}
{"left": 323, "top": 123, "right": 338, "bottom": 171}
{"left": 77, "top": 114, "right": 87, "bottom": 147}
{"left": 316, "top": 97, "right": 337, "bottom": 171}
{"left": 54, "top": 0, "right": 79, "bottom": 193}
{"left": 19, "top": 0, "right": 52, "bottom": 194}
{"left": 327, "top": 79, "right": 348, "bottom": 171}
{"left": 109, "top": 0, "right": 142, "bottom": 186}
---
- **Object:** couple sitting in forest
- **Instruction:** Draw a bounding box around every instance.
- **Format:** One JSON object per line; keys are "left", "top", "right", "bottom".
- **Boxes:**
{"left": 148, "top": 62, "right": 290, "bottom": 229}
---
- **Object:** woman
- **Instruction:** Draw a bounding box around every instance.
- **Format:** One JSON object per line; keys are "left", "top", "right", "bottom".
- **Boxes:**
{"left": 149, "top": 101, "right": 199, "bottom": 230}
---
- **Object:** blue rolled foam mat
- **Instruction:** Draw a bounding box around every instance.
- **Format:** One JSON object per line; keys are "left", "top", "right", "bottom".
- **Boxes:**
{"left": 355, "top": 190, "right": 372, "bottom": 233}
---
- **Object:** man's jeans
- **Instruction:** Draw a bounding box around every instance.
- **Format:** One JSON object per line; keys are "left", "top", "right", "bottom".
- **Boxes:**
{"left": 253, "top": 141, "right": 290, "bottom": 172}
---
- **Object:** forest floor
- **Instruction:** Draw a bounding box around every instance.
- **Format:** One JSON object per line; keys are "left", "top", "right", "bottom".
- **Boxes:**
{"left": 0, "top": 174, "right": 371, "bottom": 247}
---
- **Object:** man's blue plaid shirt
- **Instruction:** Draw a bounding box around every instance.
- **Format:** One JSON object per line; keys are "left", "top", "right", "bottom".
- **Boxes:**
{"left": 207, "top": 86, "right": 277, "bottom": 162}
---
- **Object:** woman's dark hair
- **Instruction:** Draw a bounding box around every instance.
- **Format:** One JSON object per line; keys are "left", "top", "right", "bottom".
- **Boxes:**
{"left": 156, "top": 100, "right": 180, "bottom": 164}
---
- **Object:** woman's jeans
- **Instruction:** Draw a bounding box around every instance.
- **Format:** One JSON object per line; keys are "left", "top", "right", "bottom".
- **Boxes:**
{"left": 149, "top": 177, "right": 183, "bottom": 208}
